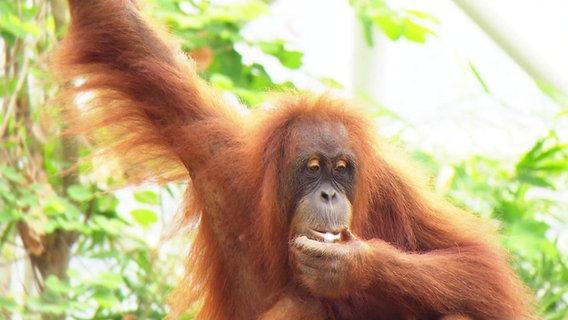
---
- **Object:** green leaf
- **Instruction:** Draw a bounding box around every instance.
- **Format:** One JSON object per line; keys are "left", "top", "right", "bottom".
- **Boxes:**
{"left": 0, "top": 185, "right": 16, "bottom": 203}
{"left": 401, "top": 17, "right": 432, "bottom": 43}
{"left": 95, "top": 195, "right": 119, "bottom": 213}
{"left": 359, "top": 15, "right": 375, "bottom": 46}
{"left": 278, "top": 50, "right": 303, "bottom": 69}
{"left": 0, "top": 3, "right": 12, "bottom": 18}
{"left": 531, "top": 144, "right": 567, "bottom": 163}
{"left": 0, "top": 14, "right": 41, "bottom": 39}
{"left": 27, "top": 296, "right": 68, "bottom": 315}
{"left": 0, "top": 208, "right": 23, "bottom": 223}
{"left": 67, "top": 184, "right": 93, "bottom": 202}
{"left": 208, "top": 1, "right": 267, "bottom": 23}
{"left": 468, "top": 62, "right": 490, "bottom": 94}
{"left": 87, "top": 272, "right": 124, "bottom": 290}
{"left": 531, "top": 161, "right": 568, "bottom": 172}
{"left": 320, "top": 77, "right": 345, "bottom": 90}
{"left": 540, "top": 287, "right": 568, "bottom": 310}
{"left": 504, "top": 222, "right": 557, "bottom": 257}
{"left": 1, "top": 165, "right": 26, "bottom": 184}
{"left": 133, "top": 190, "right": 161, "bottom": 205}
{"left": 516, "top": 172, "right": 554, "bottom": 189}
{"left": 207, "top": 49, "right": 243, "bottom": 86}
{"left": 351, "top": 0, "right": 437, "bottom": 44}
{"left": 45, "top": 275, "right": 71, "bottom": 294}
{"left": 0, "top": 296, "right": 18, "bottom": 309}
{"left": 210, "top": 73, "right": 234, "bottom": 89}
{"left": 130, "top": 208, "right": 158, "bottom": 227}
{"left": 403, "top": 9, "right": 440, "bottom": 24}
{"left": 90, "top": 215, "right": 127, "bottom": 235}
{"left": 258, "top": 41, "right": 303, "bottom": 69}
{"left": 373, "top": 13, "right": 403, "bottom": 41}
{"left": 58, "top": 220, "right": 91, "bottom": 233}
{"left": 60, "top": 198, "right": 83, "bottom": 218}
{"left": 92, "top": 290, "right": 119, "bottom": 308}
{"left": 44, "top": 199, "right": 65, "bottom": 217}
{"left": 43, "top": 220, "right": 59, "bottom": 233}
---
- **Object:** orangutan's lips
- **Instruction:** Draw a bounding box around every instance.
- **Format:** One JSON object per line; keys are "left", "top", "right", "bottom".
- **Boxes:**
{"left": 310, "top": 229, "right": 341, "bottom": 243}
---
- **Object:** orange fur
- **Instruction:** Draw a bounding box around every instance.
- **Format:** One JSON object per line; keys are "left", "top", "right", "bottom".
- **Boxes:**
{"left": 53, "top": 1, "right": 535, "bottom": 319}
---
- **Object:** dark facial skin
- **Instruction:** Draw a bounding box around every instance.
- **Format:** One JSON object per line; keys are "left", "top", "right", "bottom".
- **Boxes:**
{"left": 287, "top": 121, "right": 356, "bottom": 244}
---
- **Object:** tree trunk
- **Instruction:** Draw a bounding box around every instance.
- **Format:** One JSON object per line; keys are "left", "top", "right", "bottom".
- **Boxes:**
{"left": 9, "top": 1, "right": 77, "bottom": 319}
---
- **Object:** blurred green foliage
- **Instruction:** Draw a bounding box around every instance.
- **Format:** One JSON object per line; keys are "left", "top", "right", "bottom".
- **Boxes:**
{"left": 1, "top": 0, "right": 567, "bottom": 319}
{"left": 151, "top": 0, "right": 299, "bottom": 106}
{"left": 449, "top": 133, "right": 568, "bottom": 319}
{"left": 350, "top": 0, "right": 438, "bottom": 44}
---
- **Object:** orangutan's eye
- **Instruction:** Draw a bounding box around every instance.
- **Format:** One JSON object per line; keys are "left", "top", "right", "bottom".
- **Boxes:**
{"left": 307, "top": 158, "right": 320, "bottom": 172}
{"left": 335, "top": 159, "right": 348, "bottom": 174}
{"left": 336, "top": 159, "right": 347, "bottom": 171}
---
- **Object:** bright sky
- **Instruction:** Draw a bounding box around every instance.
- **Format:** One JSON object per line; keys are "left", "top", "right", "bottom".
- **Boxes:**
{"left": 244, "top": 0, "right": 568, "bottom": 160}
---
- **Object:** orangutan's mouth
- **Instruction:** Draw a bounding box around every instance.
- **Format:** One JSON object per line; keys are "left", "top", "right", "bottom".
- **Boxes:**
{"left": 310, "top": 229, "right": 342, "bottom": 243}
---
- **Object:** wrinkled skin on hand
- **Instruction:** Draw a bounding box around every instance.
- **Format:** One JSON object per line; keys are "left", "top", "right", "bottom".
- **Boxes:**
{"left": 291, "top": 228, "right": 388, "bottom": 298}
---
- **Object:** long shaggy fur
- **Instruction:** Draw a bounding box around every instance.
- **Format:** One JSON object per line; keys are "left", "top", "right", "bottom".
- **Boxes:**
{"left": 53, "top": 1, "right": 535, "bottom": 319}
